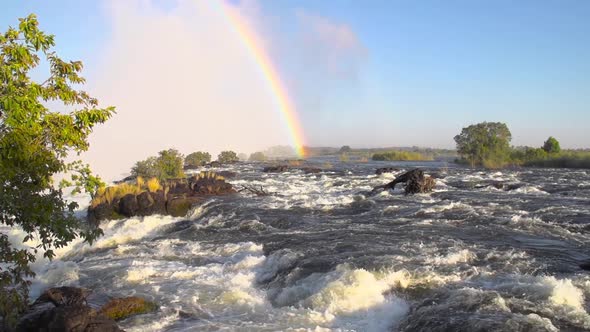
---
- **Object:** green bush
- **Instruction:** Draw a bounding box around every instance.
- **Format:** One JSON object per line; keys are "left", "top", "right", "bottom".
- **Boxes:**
{"left": 454, "top": 122, "right": 512, "bottom": 167}
{"left": 185, "top": 151, "right": 211, "bottom": 167}
{"left": 542, "top": 136, "right": 561, "bottom": 154}
{"left": 132, "top": 149, "right": 185, "bottom": 181}
{"left": 372, "top": 151, "right": 431, "bottom": 161}
{"left": 249, "top": 151, "right": 267, "bottom": 162}
{"left": 217, "top": 150, "right": 239, "bottom": 163}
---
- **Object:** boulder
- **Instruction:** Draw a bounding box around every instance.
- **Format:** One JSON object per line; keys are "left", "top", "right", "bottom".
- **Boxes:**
{"left": 189, "top": 176, "right": 235, "bottom": 196}
{"left": 372, "top": 169, "right": 436, "bottom": 195}
{"left": 118, "top": 194, "right": 139, "bottom": 217}
{"left": 98, "top": 296, "right": 157, "bottom": 321}
{"left": 300, "top": 167, "right": 322, "bottom": 174}
{"left": 263, "top": 165, "right": 290, "bottom": 173}
{"left": 375, "top": 167, "right": 399, "bottom": 175}
{"left": 87, "top": 203, "right": 115, "bottom": 227}
{"left": 149, "top": 190, "right": 168, "bottom": 215}
{"left": 16, "top": 287, "right": 122, "bottom": 332}
{"left": 166, "top": 196, "right": 203, "bottom": 217}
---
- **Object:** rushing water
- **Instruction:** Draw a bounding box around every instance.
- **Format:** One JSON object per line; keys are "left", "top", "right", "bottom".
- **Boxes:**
{"left": 12, "top": 160, "right": 590, "bottom": 331}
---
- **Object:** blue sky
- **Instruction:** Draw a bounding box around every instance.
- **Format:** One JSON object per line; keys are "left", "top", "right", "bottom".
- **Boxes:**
{"left": 1, "top": 0, "right": 589, "bottom": 152}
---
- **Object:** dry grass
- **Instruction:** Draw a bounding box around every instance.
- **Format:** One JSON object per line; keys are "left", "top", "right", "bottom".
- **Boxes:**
{"left": 146, "top": 177, "right": 162, "bottom": 192}
{"left": 91, "top": 180, "right": 148, "bottom": 208}
{"left": 195, "top": 171, "right": 225, "bottom": 181}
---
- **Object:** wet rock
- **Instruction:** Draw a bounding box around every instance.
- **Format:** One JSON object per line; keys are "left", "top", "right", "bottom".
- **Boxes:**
{"left": 263, "top": 165, "right": 290, "bottom": 173}
{"left": 189, "top": 174, "right": 235, "bottom": 195}
{"left": 375, "top": 167, "right": 398, "bottom": 175}
{"left": 118, "top": 194, "right": 139, "bottom": 217}
{"left": 166, "top": 196, "right": 203, "bottom": 217}
{"left": 87, "top": 203, "right": 115, "bottom": 226}
{"left": 300, "top": 167, "right": 322, "bottom": 174}
{"left": 579, "top": 260, "right": 590, "bottom": 271}
{"left": 372, "top": 169, "right": 436, "bottom": 195}
{"left": 16, "top": 287, "right": 122, "bottom": 332}
{"left": 98, "top": 296, "right": 157, "bottom": 321}
{"left": 136, "top": 191, "right": 154, "bottom": 216}
{"left": 150, "top": 190, "right": 168, "bottom": 215}
{"left": 216, "top": 171, "right": 237, "bottom": 178}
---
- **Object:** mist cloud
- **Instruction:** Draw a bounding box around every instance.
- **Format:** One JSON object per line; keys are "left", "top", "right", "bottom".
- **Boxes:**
{"left": 84, "top": 0, "right": 289, "bottom": 180}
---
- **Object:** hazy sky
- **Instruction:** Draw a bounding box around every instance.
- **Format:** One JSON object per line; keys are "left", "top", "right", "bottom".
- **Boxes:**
{"left": 1, "top": 0, "right": 589, "bottom": 179}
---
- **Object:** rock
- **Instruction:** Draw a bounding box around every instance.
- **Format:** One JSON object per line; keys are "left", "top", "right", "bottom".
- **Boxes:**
{"left": 372, "top": 169, "right": 436, "bottom": 195}
{"left": 263, "top": 165, "right": 290, "bottom": 173}
{"left": 166, "top": 196, "right": 203, "bottom": 217}
{"left": 17, "top": 287, "right": 123, "bottom": 332}
{"left": 189, "top": 175, "right": 235, "bottom": 196}
{"left": 34, "top": 287, "right": 91, "bottom": 307}
{"left": 300, "top": 167, "right": 322, "bottom": 174}
{"left": 375, "top": 167, "right": 398, "bottom": 175}
{"left": 136, "top": 191, "right": 155, "bottom": 216}
{"left": 149, "top": 190, "right": 168, "bottom": 215}
{"left": 579, "top": 261, "right": 590, "bottom": 271}
{"left": 113, "top": 175, "right": 136, "bottom": 184}
{"left": 98, "top": 296, "right": 157, "bottom": 321}
{"left": 118, "top": 194, "right": 139, "bottom": 217}
{"left": 87, "top": 203, "right": 115, "bottom": 226}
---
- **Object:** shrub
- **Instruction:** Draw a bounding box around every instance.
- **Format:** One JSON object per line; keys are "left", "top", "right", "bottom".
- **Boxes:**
{"left": 185, "top": 151, "right": 211, "bottom": 167}
{"left": 542, "top": 137, "right": 561, "bottom": 154}
{"left": 217, "top": 151, "right": 239, "bottom": 163}
{"left": 454, "top": 122, "right": 512, "bottom": 167}
{"left": 132, "top": 149, "right": 185, "bottom": 181}
{"left": 249, "top": 151, "right": 267, "bottom": 162}
{"left": 372, "top": 151, "right": 431, "bottom": 161}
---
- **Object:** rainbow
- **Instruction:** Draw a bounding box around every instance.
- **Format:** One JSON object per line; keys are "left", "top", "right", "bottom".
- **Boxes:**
{"left": 215, "top": 2, "right": 306, "bottom": 158}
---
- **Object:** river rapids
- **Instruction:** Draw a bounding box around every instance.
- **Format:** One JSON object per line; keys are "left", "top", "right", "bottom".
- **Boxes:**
{"left": 7, "top": 160, "right": 590, "bottom": 331}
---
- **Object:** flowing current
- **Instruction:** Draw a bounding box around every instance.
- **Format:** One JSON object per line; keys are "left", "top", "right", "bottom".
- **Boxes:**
{"left": 12, "top": 160, "right": 590, "bottom": 331}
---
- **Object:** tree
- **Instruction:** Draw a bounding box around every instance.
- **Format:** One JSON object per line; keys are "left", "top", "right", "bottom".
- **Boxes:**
{"left": 156, "top": 149, "right": 185, "bottom": 179}
{"left": 131, "top": 156, "right": 159, "bottom": 179}
{"left": 339, "top": 145, "right": 352, "bottom": 153}
{"left": 454, "top": 122, "right": 512, "bottom": 167}
{"left": 217, "top": 150, "right": 239, "bottom": 163}
{"left": 542, "top": 136, "right": 561, "bottom": 154}
{"left": 131, "top": 149, "right": 185, "bottom": 181}
{"left": 0, "top": 15, "right": 114, "bottom": 326}
{"left": 249, "top": 151, "right": 267, "bottom": 162}
{"left": 185, "top": 151, "right": 211, "bottom": 167}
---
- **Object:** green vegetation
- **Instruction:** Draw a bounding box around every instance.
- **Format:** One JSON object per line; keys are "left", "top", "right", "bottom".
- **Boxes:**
{"left": 372, "top": 150, "right": 432, "bottom": 161}
{"left": 543, "top": 136, "right": 561, "bottom": 154}
{"left": 0, "top": 15, "right": 114, "bottom": 326}
{"left": 454, "top": 122, "right": 512, "bottom": 168}
{"left": 249, "top": 151, "right": 267, "bottom": 162}
{"left": 339, "top": 145, "right": 352, "bottom": 153}
{"left": 132, "top": 149, "right": 185, "bottom": 181}
{"left": 454, "top": 124, "right": 589, "bottom": 169}
{"left": 217, "top": 150, "right": 239, "bottom": 163}
{"left": 185, "top": 151, "right": 211, "bottom": 167}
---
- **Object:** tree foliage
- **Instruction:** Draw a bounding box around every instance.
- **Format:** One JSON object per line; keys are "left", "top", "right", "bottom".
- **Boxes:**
{"left": 454, "top": 122, "right": 512, "bottom": 167}
{"left": 185, "top": 151, "right": 211, "bottom": 167}
{"left": 0, "top": 15, "right": 114, "bottom": 326}
{"left": 542, "top": 136, "right": 561, "bottom": 154}
{"left": 248, "top": 151, "right": 267, "bottom": 162}
{"left": 217, "top": 150, "right": 239, "bottom": 163}
{"left": 131, "top": 149, "right": 185, "bottom": 181}
{"left": 339, "top": 145, "right": 352, "bottom": 153}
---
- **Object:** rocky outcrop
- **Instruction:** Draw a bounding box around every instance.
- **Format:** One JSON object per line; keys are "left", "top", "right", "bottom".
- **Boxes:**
{"left": 88, "top": 172, "right": 235, "bottom": 223}
{"left": 263, "top": 165, "right": 290, "bottom": 173}
{"left": 372, "top": 169, "right": 436, "bottom": 195}
{"left": 16, "top": 287, "right": 123, "bottom": 332}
